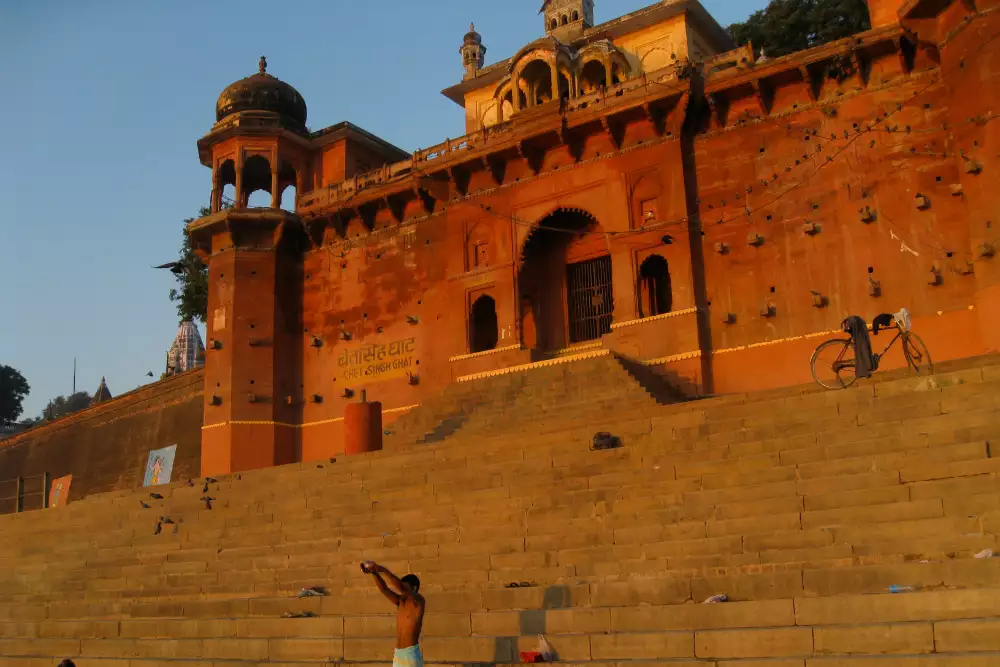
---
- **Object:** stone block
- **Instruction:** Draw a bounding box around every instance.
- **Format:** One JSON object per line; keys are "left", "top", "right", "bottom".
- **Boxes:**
{"left": 934, "top": 619, "right": 1000, "bottom": 651}
{"left": 707, "top": 512, "right": 801, "bottom": 538}
{"left": 590, "top": 579, "right": 691, "bottom": 606}
{"left": 814, "top": 622, "right": 933, "bottom": 654}
{"left": 795, "top": 588, "right": 1000, "bottom": 626}
{"left": 802, "top": 498, "right": 943, "bottom": 529}
{"left": 692, "top": 571, "right": 804, "bottom": 602}
{"left": 695, "top": 627, "right": 813, "bottom": 659}
{"left": 611, "top": 599, "right": 794, "bottom": 632}
{"left": 589, "top": 631, "right": 695, "bottom": 659}
{"left": 804, "top": 485, "right": 910, "bottom": 511}
{"left": 268, "top": 638, "right": 344, "bottom": 661}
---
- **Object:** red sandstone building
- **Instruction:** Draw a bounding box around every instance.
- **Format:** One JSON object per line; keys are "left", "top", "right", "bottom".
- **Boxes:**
{"left": 187, "top": 0, "right": 1000, "bottom": 475}
{"left": 3, "top": 0, "right": 996, "bottom": 492}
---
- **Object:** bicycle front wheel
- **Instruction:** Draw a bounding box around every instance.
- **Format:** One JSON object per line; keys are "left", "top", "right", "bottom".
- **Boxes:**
{"left": 810, "top": 338, "right": 859, "bottom": 389}
{"left": 902, "top": 331, "right": 933, "bottom": 376}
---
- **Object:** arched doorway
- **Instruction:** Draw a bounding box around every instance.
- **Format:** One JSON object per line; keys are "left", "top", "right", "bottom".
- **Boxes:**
{"left": 519, "top": 208, "right": 613, "bottom": 351}
{"left": 470, "top": 295, "right": 499, "bottom": 353}
{"left": 639, "top": 255, "right": 672, "bottom": 318}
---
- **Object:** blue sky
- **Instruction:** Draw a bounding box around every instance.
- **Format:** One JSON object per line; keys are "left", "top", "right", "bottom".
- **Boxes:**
{"left": 0, "top": 0, "right": 765, "bottom": 418}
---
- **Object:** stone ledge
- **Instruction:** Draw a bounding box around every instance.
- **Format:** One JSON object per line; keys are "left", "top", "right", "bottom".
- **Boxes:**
{"left": 200, "top": 404, "right": 418, "bottom": 431}
{"left": 456, "top": 349, "right": 611, "bottom": 382}
{"left": 449, "top": 344, "right": 523, "bottom": 362}
{"left": 610, "top": 307, "right": 699, "bottom": 330}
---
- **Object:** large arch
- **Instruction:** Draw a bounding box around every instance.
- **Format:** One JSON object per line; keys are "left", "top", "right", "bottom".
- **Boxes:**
{"left": 518, "top": 208, "right": 612, "bottom": 351}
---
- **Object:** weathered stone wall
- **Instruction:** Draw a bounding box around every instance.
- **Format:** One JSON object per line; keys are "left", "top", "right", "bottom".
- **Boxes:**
{"left": 0, "top": 370, "right": 203, "bottom": 512}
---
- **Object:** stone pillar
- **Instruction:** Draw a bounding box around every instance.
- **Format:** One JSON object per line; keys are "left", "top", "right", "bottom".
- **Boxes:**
{"left": 211, "top": 171, "right": 222, "bottom": 214}
{"left": 234, "top": 155, "right": 244, "bottom": 210}
{"left": 550, "top": 62, "right": 560, "bottom": 104}
{"left": 343, "top": 390, "right": 383, "bottom": 455}
{"left": 195, "top": 209, "right": 302, "bottom": 476}
{"left": 270, "top": 168, "right": 281, "bottom": 209}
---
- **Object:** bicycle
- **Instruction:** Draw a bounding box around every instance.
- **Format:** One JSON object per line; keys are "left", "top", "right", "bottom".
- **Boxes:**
{"left": 810, "top": 308, "right": 932, "bottom": 389}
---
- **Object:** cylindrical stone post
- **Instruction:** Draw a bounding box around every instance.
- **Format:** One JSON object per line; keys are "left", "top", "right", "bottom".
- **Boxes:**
{"left": 343, "top": 389, "right": 382, "bottom": 456}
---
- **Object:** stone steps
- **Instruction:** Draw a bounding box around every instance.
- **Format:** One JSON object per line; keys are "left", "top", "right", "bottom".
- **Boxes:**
{"left": 2, "top": 354, "right": 1000, "bottom": 664}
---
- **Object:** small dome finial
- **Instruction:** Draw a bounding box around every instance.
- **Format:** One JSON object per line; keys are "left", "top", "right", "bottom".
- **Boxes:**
{"left": 470, "top": 22, "right": 475, "bottom": 32}
{"left": 259, "top": 55, "right": 267, "bottom": 75}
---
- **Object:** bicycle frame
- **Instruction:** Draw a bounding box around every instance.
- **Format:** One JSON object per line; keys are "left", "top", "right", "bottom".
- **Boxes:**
{"left": 831, "top": 326, "right": 903, "bottom": 372}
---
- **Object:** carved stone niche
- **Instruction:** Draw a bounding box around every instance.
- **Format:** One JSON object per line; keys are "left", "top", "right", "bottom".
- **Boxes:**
{"left": 629, "top": 168, "right": 663, "bottom": 230}
{"left": 465, "top": 218, "right": 495, "bottom": 271}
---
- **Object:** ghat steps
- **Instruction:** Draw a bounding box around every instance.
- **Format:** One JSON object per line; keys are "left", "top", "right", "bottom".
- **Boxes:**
{"left": 1, "top": 354, "right": 1000, "bottom": 665}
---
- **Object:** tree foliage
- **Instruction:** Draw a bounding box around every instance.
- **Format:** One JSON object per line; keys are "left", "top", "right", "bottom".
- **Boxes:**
{"left": 0, "top": 365, "right": 30, "bottom": 425}
{"left": 168, "top": 207, "right": 210, "bottom": 324}
{"left": 729, "top": 0, "right": 871, "bottom": 59}
{"left": 40, "top": 392, "right": 93, "bottom": 421}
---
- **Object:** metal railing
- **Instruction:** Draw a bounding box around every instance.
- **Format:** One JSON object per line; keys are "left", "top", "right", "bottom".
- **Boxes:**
{"left": 0, "top": 473, "right": 51, "bottom": 514}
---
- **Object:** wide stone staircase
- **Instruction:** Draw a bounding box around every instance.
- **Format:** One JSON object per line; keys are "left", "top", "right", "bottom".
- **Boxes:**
{"left": 2, "top": 354, "right": 1000, "bottom": 666}
{"left": 384, "top": 351, "right": 676, "bottom": 447}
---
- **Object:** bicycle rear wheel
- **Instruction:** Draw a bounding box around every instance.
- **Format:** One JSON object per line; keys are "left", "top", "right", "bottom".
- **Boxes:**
{"left": 902, "top": 331, "right": 933, "bottom": 376}
{"left": 810, "top": 338, "right": 859, "bottom": 389}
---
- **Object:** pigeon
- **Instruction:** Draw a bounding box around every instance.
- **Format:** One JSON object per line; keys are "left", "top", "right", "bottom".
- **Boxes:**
{"left": 205, "top": 477, "right": 217, "bottom": 483}
{"left": 201, "top": 496, "right": 214, "bottom": 510}
{"left": 153, "top": 521, "right": 162, "bottom": 536}
{"left": 150, "top": 493, "right": 163, "bottom": 500}
{"left": 202, "top": 483, "right": 209, "bottom": 493}
{"left": 140, "top": 501, "right": 150, "bottom": 509}
{"left": 235, "top": 474, "right": 242, "bottom": 481}
{"left": 186, "top": 479, "right": 194, "bottom": 487}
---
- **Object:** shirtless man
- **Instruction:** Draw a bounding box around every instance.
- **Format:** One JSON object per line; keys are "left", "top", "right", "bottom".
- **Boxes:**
{"left": 362, "top": 562, "right": 425, "bottom": 667}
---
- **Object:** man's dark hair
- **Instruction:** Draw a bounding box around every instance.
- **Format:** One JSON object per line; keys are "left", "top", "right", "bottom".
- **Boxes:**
{"left": 401, "top": 574, "right": 420, "bottom": 592}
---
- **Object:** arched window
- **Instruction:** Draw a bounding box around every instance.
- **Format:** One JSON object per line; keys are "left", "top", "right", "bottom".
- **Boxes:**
{"left": 242, "top": 155, "right": 272, "bottom": 208}
{"left": 572, "top": 10, "right": 580, "bottom": 21}
{"left": 561, "top": 14, "right": 569, "bottom": 25}
{"left": 639, "top": 255, "right": 672, "bottom": 318}
{"left": 580, "top": 60, "right": 607, "bottom": 94}
{"left": 520, "top": 59, "right": 553, "bottom": 106}
{"left": 279, "top": 162, "right": 298, "bottom": 212}
{"left": 470, "top": 295, "right": 498, "bottom": 353}
{"left": 280, "top": 185, "right": 297, "bottom": 212}
{"left": 216, "top": 159, "right": 236, "bottom": 211}
{"left": 247, "top": 189, "right": 271, "bottom": 208}
{"left": 550, "top": 18, "right": 558, "bottom": 30}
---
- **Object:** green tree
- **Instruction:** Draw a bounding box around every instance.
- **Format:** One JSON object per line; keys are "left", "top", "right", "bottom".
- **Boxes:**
{"left": 729, "top": 0, "right": 871, "bottom": 59}
{"left": 0, "top": 365, "right": 30, "bottom": 425}
{"left": 162, "top": 207, "right": 210, "bottom": 324}
{"left": 40, "top": 392, "right": 93, "bottom": 421}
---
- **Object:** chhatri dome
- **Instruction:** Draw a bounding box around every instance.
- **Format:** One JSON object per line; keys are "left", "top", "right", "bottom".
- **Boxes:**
{"left": 215, "top": 56, "right": 307, "bottom": 128}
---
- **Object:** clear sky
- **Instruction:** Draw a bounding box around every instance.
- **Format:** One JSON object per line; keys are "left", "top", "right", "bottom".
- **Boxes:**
{"left": 0, "top": 0, "right": 765, "bottom": 418}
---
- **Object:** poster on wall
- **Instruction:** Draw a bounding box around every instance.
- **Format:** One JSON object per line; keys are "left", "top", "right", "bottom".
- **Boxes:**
{"left": 48, "top": 474, "right": 72, "bottom": 508}
{"left": 143, "top": 445, "right": 177, "bottom": 487}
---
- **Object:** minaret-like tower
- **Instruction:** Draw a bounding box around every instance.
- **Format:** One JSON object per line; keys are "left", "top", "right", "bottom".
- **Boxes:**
{"left": 461, "top": 23, "right": 486, "bottom": 79}
{"left": 188, "top": 57, "right": 307, "bottom": 476}
{"left": 541, "top": 0, "right": 594, "bottom": 40}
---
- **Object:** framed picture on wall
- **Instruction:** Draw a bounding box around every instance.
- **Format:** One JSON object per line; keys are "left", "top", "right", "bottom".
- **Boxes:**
{"left": 143, "top": 445, "right": 177, "bottom": 487}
